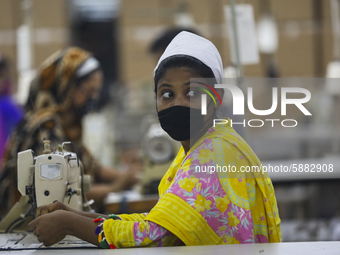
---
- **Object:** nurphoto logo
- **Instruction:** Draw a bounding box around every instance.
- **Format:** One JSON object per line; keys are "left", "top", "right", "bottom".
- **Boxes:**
{"left": 199, "top": 83, "right": 312, "bottom": 128}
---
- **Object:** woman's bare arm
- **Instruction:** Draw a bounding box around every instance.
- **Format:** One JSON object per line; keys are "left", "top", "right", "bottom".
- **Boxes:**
{"left": 28, "top": 210, "right": 100, "bottom": 247}
{"left": 36, "top": 201, "right": 108, "bottom": 219}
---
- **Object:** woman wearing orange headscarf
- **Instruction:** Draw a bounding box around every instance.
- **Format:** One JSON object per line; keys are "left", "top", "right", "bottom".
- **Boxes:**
{"left": 0, "top": 47, "right": 137, "bottom": 218}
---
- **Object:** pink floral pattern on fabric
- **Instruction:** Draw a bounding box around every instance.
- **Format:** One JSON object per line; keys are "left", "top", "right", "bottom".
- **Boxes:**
{"left": 104, "top": 123, "right": 280, "bottom": 247}
{"left": 164, "top": 138, "right": 267, "bottom": 244}
{"left": 133, "top": 221, "right": 183, "bottom": 247}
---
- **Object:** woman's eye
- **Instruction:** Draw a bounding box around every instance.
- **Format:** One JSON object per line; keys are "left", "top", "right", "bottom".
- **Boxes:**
{"left": 187, "top": 90, "right": 199, "bottom": 97}
{"left": 162, "top": 91, "right": 173, "bottom": 98}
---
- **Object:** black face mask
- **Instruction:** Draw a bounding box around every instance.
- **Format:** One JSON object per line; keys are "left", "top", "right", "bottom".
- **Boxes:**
{"left": 157, "top": 104, "right": 214, "bottom": 141}
{"left": 76, "top": 98, "right": 99, "bottom": 118}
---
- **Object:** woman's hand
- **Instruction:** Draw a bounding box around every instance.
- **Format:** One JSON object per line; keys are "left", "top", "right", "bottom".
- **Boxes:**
{"left": 36, "top": 201, "right": 71, "bottom": 217}
{"left": 29, "top": 210, "right": 101, "bottom": 247}
{"left": 28, "top": 210, "right": 71, "bottom": 246}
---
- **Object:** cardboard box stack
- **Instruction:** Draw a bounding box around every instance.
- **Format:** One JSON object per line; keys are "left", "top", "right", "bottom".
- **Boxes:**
{"left": 0, "top": 0, "right": 70, "bottom": 92}
{"left": 118, "top": 0, "right": 333, "bottom": 85}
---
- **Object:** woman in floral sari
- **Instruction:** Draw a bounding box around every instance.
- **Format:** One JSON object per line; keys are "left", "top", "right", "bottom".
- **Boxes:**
{"left": 27, "top": 31, "right": 281, "bottom": 247}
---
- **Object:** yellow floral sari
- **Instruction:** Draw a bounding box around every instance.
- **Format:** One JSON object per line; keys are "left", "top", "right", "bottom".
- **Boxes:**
{"left": 145, "top": 121, "right": 282, "bottom": 245}
{"left": 103, "top": 121, "right": 281, "bottom": 247}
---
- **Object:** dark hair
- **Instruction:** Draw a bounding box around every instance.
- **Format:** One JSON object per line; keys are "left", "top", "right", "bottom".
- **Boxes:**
{"left": 154, "top": 55, "right": 215, "bottom": 92}
{"left": 149, "top": 28, "right": 199, "bottom": 54}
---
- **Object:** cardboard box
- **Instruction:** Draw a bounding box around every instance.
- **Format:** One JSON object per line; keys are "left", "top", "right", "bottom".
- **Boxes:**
{"left": 277, "top": 32, "right": 315, "bottom": 77}
{"left": 270, "top": 0, "right": 314, "bottom": 21}
{"left": 0, "top": 0, "right": 22, "bottom": 87}
{"left": 31, "top": 0, "right": 70, "bottom": 68}
{"left": 120, "top": 0, "right": 164, "bottom": 27}
{"left": 118, "top": 0, "right": 334, "bottom": 88}
{"left": 0, "top": 0, "right": 70, "bottom": 86}
{"left": 32, "top": 0, "right": 69, "bottom": 28}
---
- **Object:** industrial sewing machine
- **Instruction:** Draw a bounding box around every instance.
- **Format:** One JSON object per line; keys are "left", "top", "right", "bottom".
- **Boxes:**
{"left": 0, "top": 140, "right": 91, "bottom": 233}
{"left": 139, "top": 123, "right": 180, "bottom": 194}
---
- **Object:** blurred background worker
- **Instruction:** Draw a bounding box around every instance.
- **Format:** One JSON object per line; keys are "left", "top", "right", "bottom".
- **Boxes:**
{"left": 0, "top": 55, "right": 23, "bottom": 169}
{"left": 0, "top": 47, "right": 139, "bottom": 219}
{"left": 149, "top": 27, "right": 200, "bottom": 63}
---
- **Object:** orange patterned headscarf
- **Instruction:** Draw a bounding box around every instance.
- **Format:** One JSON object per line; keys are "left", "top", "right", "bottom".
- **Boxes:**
{"left": 26, "top": 47, "right": 92, "bottom": 112}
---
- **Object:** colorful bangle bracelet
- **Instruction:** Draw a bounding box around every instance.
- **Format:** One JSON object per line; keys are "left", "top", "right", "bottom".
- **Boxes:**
{"left": 109, "top": 214, "right": 122, "bottom": 220}
{"left": 95, "top": 222, "right": 103, "bottom": 235}
{"left": 93, "top": 217, "right": 105, "bottom": 223}
{"left": 93, "top": 216, "right": 117, "bottom": 249}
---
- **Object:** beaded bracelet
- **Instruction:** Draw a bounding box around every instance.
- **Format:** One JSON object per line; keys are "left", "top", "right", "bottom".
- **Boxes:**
{"left": 93, "top": 216, "right": 117, "bottom": 249}
{"left": 109, "top": 214, "right": 122, "bottom": 220}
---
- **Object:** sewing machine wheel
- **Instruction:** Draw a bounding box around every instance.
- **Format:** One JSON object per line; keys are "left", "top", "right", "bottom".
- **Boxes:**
{"left": 146, "top": 136, "right": 174, "bottom": 164}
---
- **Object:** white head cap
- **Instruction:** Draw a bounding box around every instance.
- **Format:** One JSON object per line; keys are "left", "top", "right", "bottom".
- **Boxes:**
{"left": 154, "top": 31, "right": 223, "bottom": 83}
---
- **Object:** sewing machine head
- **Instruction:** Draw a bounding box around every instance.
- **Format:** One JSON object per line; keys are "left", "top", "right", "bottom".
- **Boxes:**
{"left": 17, "top": 140, "right": 90, "bottom": 213}
{"left": 139, "top": 123, "right": 180, "bottom": 194}
{"left": 0, "top": 140, "right": 91, "bottom": 233}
